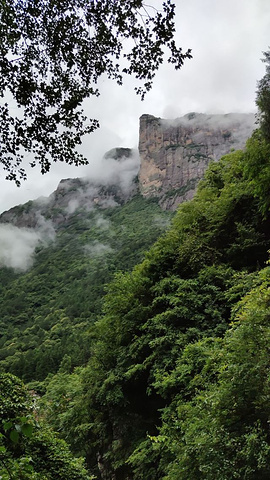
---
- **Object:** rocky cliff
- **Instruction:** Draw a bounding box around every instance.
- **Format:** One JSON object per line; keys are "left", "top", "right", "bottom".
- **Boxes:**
{"left": 139, "top": 112, "right": 255, "bottom": 209}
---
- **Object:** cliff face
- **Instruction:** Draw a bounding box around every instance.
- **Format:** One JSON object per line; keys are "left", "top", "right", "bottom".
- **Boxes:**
{"left": 138, "top": 112, "right": 255, "bottom": 209}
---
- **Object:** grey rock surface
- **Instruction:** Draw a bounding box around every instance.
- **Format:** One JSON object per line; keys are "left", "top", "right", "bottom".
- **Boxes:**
{"left": 138, "top": 112, "right": 255, "bottom": 209}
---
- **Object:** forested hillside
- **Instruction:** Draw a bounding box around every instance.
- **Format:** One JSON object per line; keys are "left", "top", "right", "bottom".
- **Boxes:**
{"left": 2, "top": 133, "right": 270, "bottom": 479}
{"left": 0, "top": 192, "right": 171, "bottom": 382}
{"left": 34, "top": 128, "right": 270, "bottom": 479}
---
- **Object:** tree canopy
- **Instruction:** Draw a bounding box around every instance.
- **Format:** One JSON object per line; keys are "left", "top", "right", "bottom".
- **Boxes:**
{"left": 0, "top": 0, "right": 191, "bottom": 184}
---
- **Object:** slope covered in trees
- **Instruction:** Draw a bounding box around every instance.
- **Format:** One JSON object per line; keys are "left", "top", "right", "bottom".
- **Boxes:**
{"left": 36, "top": 129, "right": 270, "bottom": 479}
{"left": 0, "top": 373, "right": 93, "bottom": 479}
{"left": 1, "top": 131, "right": 270, "bottom": 479}
{"left": 0, "top": 193, "right": 172, "bottom": 382}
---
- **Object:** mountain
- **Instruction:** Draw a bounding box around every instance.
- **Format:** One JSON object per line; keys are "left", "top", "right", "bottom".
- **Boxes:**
{"left": 1, "top": 112, "right": 266, "bottom": 479}
{"left": 0, "top": 113, "right": 256, "bottom": 382}
{"left": 0, "top": 147, "right": 139, "bottom": 229}
{"left": 0, "top": 112, "right": 255, "bottom": 230}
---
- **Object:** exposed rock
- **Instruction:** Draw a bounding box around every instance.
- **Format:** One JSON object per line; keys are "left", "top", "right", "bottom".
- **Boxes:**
{"left": 0, "top": 174, "right": 138, "bottom": 230}
{"left": 104, "top": 147, "right": 133, "bottom": 160}
{"left": 138, "top": 112, "right": 255, "bottom": 209}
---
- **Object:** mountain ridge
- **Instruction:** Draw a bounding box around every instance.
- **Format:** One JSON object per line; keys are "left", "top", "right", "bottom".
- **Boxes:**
{"left": 0, "top": 112, "right": 255, "bottom": 229}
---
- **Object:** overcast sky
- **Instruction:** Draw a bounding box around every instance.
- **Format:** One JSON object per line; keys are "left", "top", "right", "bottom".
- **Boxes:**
{"left": 0, "top": 0, "right": 269, "bottom": 214}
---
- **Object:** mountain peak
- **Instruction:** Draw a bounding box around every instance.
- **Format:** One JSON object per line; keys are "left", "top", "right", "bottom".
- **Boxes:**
{"left": 103, "top": 147, "right": 134, "bottom": 160}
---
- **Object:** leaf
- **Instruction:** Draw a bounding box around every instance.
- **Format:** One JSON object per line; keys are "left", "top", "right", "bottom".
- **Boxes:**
{"left": 21, "top": 423, "right": 33, "bottom": 438}
{"left": 20, "top": 416, "right": 28, "bottom": 423}
{"left": 10, "top": 430, "right": 19, "bottom": 444}
{"left": 2, "top": 421, "right": 12, "bottom": 431}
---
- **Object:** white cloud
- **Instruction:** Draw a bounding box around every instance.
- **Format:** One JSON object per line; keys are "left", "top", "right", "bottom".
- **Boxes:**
{"left": 59, "top": 152, "right": 139, "bottom": 215}
{"left": 153, "top": 215, "right": 171, "bottom": 229}
{"left": 0, "top": 213, "right": 56, "bottom": 271}
{"left": 66, "top": 198, "right": 80, "bottom": 214}
{"left": 84, "top": 241, "right": 113, "bottom": 257}
{"left": 35, "top": 213, "right": 56, "bottom": 243}
{"left": 95, "top": 216, "right": 111, "bottom": 230}
{"left": 0, "top": 224, "right": 41, "bottom": 271}
{"left": 84, "top": 149, "right": 140, "bottom": 194}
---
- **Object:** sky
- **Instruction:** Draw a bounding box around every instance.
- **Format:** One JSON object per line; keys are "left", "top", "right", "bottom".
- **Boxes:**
{"left": 0, "top": 0, "right": 270, "bottom": 214}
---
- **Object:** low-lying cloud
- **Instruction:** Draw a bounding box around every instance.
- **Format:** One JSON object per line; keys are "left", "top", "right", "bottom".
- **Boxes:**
{"left": 84, "top": 241, "right": 113, "bottom": 257}
{"left": 85, "top": 149, "right": 140, "bottom": 194}
{"left": 0, "top": 214, "right": 56, "bottom": 271}
{"left": 56, "top": 151, "right": 140, "bottom": 215}
{"left": 0, "top": 224, "right": 41, "bottom": 271}
{"left": 161, "top": 112, "right": 256, "bottom": 131}
{"left": 35, "top": 213, "right": 56, "bottom": 243}
{"left": 160, "top": 112, "right": 256, "bottom": 151}
{"left": 95, "top": 215, "right": 111, "bottom": 230}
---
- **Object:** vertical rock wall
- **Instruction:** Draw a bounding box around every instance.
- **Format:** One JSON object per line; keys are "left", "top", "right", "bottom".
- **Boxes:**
{"left": 138, "top": 113, "right": 255, "bottom": 210}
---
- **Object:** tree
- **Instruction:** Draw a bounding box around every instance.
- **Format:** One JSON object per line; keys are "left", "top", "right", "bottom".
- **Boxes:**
{"left": 0, "top": 0, "right": 192, "bottom": 184}
{"left": 256, "top": 49, "right": 270, "bottom": 142}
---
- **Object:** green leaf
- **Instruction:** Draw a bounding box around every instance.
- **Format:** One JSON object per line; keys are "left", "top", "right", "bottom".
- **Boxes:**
{"left": 21, "top": 423, "right": 33, "bottom": 438}
{"left": 10, "top": 430, "right": 19, "bottom": 444}
{"left": 2, "top": 421, "right": 12, "bottom": 431}
{"left": 20, "top": 416, "right": 28, "bottom": 423}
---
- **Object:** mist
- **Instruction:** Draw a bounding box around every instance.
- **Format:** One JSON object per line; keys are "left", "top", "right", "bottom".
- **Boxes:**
{"left": 0, "top": 214, "right": 56, "bottom": 271}
{"left": 160, "top": 112, "right": 256, "bottom": 151}
{"left": 84, "top": 241, "right": 113, "bottom": 257}
{"left": 0, "top": 224, "right": 41, "bottom": 271}
{"left": 85, "top": 149, "right": 140, "bottom": 193}
{"left": 55, "top": 150, "right": 140, "bottom": 214}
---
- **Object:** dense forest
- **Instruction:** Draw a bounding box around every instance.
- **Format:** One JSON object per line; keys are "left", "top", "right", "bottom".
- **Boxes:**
{"left": 1, "top": 50, "right": 270, "bottom": 479}
{"left": 0, "top": 193, "right": 172, "bottom": 382}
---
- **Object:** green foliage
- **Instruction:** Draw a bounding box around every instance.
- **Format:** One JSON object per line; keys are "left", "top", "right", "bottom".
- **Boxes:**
{"left": 38, "top": 139, "right": 270, "bottom": 478}
{"left": 0, "top": 373, "right": 93, "bottom": 479}
{"left": 154, "top": 267, "right": 270, "bottom": 480}
{"left": 0, "top": 0, "right": 191, "bottom": 183}
{"left": 256, "top": 49, "right": 270, "bottom": 142}
{"left": 38, "top": 367, "right": 87, "bottom": 456}
{"left": 0, "top": 195, "right": 172, "bottom": 381}
{"left": 243, "top": 131, "right": 270, "bottom": 214}
{"left": 4, "top": 111, "right": 270, "bottom": 478}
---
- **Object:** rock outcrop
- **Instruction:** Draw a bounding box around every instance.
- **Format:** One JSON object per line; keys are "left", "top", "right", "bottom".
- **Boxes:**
{"left": 0, "top": 148, "right": 139, "bottom": 229}
{"left": 138, "top": 112, "right": 255, "bottom": 209}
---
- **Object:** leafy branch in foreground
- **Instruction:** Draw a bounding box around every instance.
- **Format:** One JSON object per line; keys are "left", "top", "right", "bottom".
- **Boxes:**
{"left": 0, "top": 0, "right": 192, "bottom": 184}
